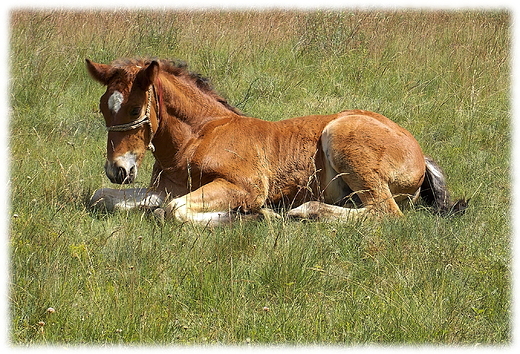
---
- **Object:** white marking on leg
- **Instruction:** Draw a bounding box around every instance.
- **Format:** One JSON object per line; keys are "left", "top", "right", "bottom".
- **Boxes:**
{"left": 166, "top": 196, "right": 232, "bottom": 225}
{"left": 287, "top": 201, "right": 371, "bottom": 222}
{"left": 108, "top": 90, "right": 124, "bottom": 114}
{"left": 90, "top": 188, "right": 163, "bottom": 211}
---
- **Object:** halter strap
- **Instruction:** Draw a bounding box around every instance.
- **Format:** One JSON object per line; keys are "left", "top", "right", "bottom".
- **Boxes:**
{"left": 105, "top": 85, "right": 158, "bottom": 152}
{"left": 105, "top": 115, "right": 151, "bottom": 132}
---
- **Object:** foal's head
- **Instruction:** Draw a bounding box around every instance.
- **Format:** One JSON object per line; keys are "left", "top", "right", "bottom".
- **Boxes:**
{"left": 86, "top": 59, "right": 160, "bottom": 184}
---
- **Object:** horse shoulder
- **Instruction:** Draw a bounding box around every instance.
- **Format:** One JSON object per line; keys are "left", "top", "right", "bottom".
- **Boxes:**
{"left": 186, "top": 117, "right": 274, "bottom": 177}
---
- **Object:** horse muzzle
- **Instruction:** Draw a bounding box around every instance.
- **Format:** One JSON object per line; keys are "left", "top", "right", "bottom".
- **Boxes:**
{"left": 105, "top": 152, "right": 138, "bottom": 184}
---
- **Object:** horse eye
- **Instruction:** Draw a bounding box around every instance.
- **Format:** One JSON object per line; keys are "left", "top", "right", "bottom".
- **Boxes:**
{"left": 130, "top": 107, "right": 141, "bottom": 117}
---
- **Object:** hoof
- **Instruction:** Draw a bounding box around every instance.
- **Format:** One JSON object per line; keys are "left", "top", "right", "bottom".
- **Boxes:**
{"left": 153, "top": 208, "right": 166, "bottom": 225}
{"left": 89, "top": 188, "right": 115, "bottom": 211}
{"left": 259, "top": 208, "right": 282, "bottom": 220}
{"left": 287, "top": 201, "right": 321, "bottom": 220}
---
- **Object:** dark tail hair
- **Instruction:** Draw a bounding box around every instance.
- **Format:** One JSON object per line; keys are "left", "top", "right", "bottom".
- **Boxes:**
{"left": 420, "top": 157, "right": 468, "bottom": 216}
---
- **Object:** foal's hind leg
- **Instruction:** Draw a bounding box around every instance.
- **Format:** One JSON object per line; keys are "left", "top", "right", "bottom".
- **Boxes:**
{"left": 289, "top": 113, "right": 422, "bottom": 221}
{"left": 287, "top": 201, "right": 373, "bottom": 222}
{"left": 287, "top": 183, "right": 401, "bottom": 221}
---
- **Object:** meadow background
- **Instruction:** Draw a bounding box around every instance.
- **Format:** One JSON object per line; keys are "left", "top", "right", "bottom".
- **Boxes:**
{"left": 9, "top": 10, "right": 510, "bottom": 345}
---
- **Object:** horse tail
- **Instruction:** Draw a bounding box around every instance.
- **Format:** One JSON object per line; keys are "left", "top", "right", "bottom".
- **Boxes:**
{"left": 420, "top": 156, "right": 468, "bottom": 216}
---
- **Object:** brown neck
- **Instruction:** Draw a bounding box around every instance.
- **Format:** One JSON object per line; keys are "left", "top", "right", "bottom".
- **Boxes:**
{"left": 149, "top": 71, "right": 240, "bottom": 170}
{"left": 158, "top": 71, "right": 240, "bottom": 131}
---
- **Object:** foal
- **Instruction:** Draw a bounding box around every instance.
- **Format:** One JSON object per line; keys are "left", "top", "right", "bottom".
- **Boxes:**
{"left": 87, "top": 58, "right": 466, "bottom": 224}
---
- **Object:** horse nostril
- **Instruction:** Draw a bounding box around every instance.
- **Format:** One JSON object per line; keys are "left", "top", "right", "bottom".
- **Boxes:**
{"left": 105, "top": 154, "right": 138, "bottom": 185}
{"left": 117, "top": 166, "right": 128, "bottom": 184}
{"left": 118, "top": 166, "right": 137, "bottom": 184}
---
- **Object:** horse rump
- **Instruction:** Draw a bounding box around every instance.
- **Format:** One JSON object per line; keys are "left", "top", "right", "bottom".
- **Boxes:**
{"left": 420, "top": 157, "right": 468, "bottom": 216}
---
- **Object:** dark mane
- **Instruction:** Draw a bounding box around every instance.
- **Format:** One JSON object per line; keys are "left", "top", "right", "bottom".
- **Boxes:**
{"left": 111, "top": 58, "right": 243, "bottom": 116}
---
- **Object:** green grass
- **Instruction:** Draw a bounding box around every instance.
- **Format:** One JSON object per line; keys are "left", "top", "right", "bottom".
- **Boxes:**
{"left": 9, "top": 10, "right": 511, "bottom": 345}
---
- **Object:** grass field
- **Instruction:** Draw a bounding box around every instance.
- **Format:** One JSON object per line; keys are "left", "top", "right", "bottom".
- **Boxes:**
{"left": 9, "top": 10, "right": 511, "bottom": 345}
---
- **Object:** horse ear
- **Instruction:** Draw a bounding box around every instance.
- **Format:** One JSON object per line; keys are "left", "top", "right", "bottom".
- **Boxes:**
{"left": 137, "top": 61, "right": 160, "bottom": 90}
{"left": 86, "top": 59, "right": 116, "bottom": 85}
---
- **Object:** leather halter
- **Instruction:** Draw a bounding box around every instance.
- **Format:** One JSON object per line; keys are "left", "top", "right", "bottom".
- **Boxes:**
{"left": 105, "top": 85, "right": 160, "bottom": 152}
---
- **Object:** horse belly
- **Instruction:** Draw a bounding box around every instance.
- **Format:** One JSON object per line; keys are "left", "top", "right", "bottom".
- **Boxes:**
{"left": 266, "top": 148, "right": 355, "bottom": 207}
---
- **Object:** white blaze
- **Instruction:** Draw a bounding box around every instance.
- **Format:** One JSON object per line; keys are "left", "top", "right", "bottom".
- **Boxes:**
{"left": 108, "top": 90, "right": 124, "bottom": 114}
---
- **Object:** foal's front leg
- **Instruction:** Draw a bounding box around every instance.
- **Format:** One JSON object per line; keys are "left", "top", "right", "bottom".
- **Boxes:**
{"left": 162, "top": 178, "right": 258, "bottom": 225}
{"left": 90, "top": 188, "right": 164, "bottom": 211}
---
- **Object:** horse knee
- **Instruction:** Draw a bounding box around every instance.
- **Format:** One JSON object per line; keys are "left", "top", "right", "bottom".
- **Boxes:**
{"left": 163, "top": 197, "right": 188, "bottom": 221}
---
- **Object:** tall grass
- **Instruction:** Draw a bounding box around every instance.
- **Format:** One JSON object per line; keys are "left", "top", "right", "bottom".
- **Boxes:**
{"left": 9, "top": 10, "right": 510, "bottom": 345}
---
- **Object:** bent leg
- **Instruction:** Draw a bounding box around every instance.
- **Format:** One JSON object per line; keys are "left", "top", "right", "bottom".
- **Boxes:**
{"left": 163, "top": 178, "right": 260, "bottom": 225}
{"left": 90, "top": 188, "right": 164, "bottom": 211}
{"left": 287, "top": 187, "right": 403, "bottom": 222}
